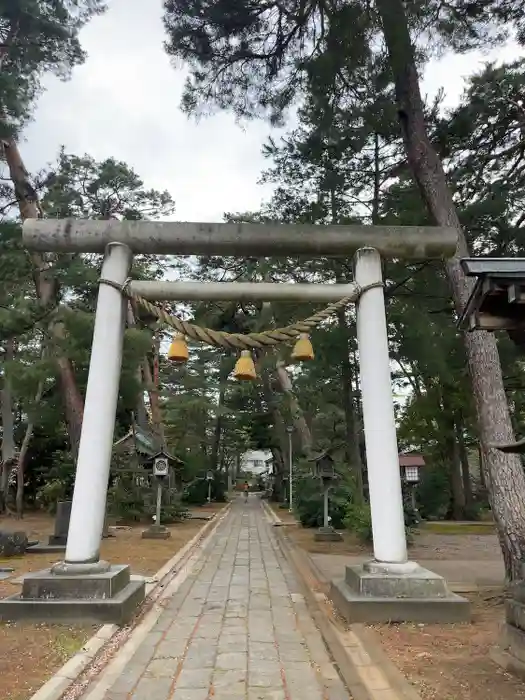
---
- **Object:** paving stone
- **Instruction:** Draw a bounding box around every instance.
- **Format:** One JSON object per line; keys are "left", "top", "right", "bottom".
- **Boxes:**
{"left": 184, "top": 641, "right": 217, "bottom": 668}
{"left": 194, "top": 624, "right": 221, "bottom": 639}
{"left": 285, "top": 667, "right": 322, "bottom": 691}
{"left": 212, "top": 684, "right": 247, "bottom": 697}
{"left": 277, "top": 644, "right": 310, "bottom": 662}
{"left": 216, "top": 652, "right": 247, "bottom": 670}
{"left": 108, "top": 665, "right": 144, "bottom": 694}
{"left": 176, "top": 667, "right": 213, "bottom": 688}
{"left": 132, "top": 676, "right": 173, "bottom": 700}
{"left": 170, "top": 690, "right": 209, "bottom": 700}
{"left": 218, "top": 634, "right": 248, "bottom": 652}
{"left": 249, "top": 642, "right": 279, "bottom": 661}
{"left": 212, "top": 668, "right": 248, "bottom": 687}
{"left": 154, "top": 639, "right": 189, "bottom": 659}
{"left": 80, "top": 500, "right": 350, "bottom": 700}
{"left": 248, "top": 691, "right": 287, "bottom": 700}
{"left": 143, "top": 657, "right": 180, "bottom": 678}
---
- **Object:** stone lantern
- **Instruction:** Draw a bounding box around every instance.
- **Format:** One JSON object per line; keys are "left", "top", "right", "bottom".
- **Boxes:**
{"left": 308, "top": 451, "right": 343, "bottom": 542}
{"left": 142, "top": 450, "right": 175, "bottom": 540}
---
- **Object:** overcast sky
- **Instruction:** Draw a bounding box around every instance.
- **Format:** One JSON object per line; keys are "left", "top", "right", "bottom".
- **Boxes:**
{"left": 21, "top": 0, "right": 524, "bottom": 222}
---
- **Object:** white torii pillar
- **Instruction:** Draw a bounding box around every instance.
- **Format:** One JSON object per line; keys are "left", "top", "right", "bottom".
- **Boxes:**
{"left": 354, "top": 247, "right": 408, "bottom": 566}
{"left": 62, "top": 242, "right": 132, "bottom": 568}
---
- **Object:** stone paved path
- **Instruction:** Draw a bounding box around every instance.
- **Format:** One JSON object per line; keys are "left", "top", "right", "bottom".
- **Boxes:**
{"left": 100, "top": 497, "right": 349, "bottom": 700}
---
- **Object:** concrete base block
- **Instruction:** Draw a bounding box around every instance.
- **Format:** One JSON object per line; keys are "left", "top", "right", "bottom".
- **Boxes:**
{"left": 141, "top": 525, "right": 171, "bottom": 540}
{"left": 26, "top": 543, "right": 66, "bottom": 554}
{"left": 509, "top": 580, "right": 525, "bottom": 605}
{"left": 314, "top": 527, "right": 343, "bottom": 542}
{"left": 506, "top": 598, "right": 525, "bottom": 630}
{"left": 0, "top": 564, "right": 145, "bottom": 625}
{"left": 492, "top": 623, "right": 525, "bottom": 681}
{"left": 48, "top": 534, "right": 67, "bottom": 546}
{"left": 345, "top": 561, "right": 450, "bottom": 598}
{"left": 330, "top": 561, "right": 471, "bottom": 624}
{"left": 22, "top": 564, "right": 130, "bottom": 599}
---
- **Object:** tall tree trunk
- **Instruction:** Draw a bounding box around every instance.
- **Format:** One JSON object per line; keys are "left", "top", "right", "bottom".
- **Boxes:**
{"left": 456, "top": 419, "right": 474, "bottom": 510}
{"left": 270, "top": 447, "right": 284, "bottom": 500}
{"left": 143, "top": 335, "right": 165, "bottom": 447}
{"left": 1, "top": 338, "right": 16, "bottom": 512}
{"left": 450, "top": 438, "right": 466, "bottom": 521}
{"left": 394, "top": 356, "right": 422, "bottom": 398}
{"left": 336, "top": 306, "right": 364, "bottom": 501}
{"left": 260, "top": 371, "right": 288, "bottom": 501}
{"left": 209, "top": 358, "right": 233, "bottom": 471}
{"left": 330, "top": 182, "right": 365, "bottom": 500}
{"left": 376, "top": 0, "right": 525, "bottom": 580}
{"left": 2, "top": 139, "right": 85, "bottom": 457}
{"left": 16, "top": 423, "right": 32, "bottom": 519}
{"left": 275, "top": 360, "right": 312, "bottom": 454}
{"left": 478, "top": 444, "right": 486, "bottom": 488}
{"left": 127, "top": 303, "right": 149, "bottom": 428}
{"left": 441, "top": 389, "right": 465, "bottom": 520}
{"left": 235, "top": 452, "right": 241, "bottom": 484}
{"left": 16, "top": 372, "right": 45, "bottom": 518}
{"left": 209, "top": 385, "right": 225, "bottom": 471}
{"left": 372, "top": 132, "right": 381, "bottom": 224}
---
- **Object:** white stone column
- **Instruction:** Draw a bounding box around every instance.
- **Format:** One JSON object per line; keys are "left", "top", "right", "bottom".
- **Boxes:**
{"left": 354, "top": 247, "right": 407, "bottom": 564}
{"left": 64, "top": 243, "right": 132, "bottom": 565}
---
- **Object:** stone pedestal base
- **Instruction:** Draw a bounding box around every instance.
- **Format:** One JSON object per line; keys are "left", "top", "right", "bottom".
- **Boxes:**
{"left": 0, "top": 563, "right": 145, "bottom": 625}
{"left": 26, "top": 543, "right": 66, "bottom": 554}
{"left": 314, "top": 527, "right": 343, "bottom": 542}
{"left": 141, "top": 525, "right": 171, "bottom": 540}
{"left": 492, "top": 591, "right": 525, "bottom": 680}
{"left": 330, "top": 560, "right": 470, "bottom": 623}
{"left": 492, "top": 623, "right": 525, "bottom": 681}
{"left": 47, "top": 535, "right": 67, "bottom": 546}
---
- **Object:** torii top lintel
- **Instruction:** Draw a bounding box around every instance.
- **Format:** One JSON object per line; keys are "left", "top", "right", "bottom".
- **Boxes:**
{"left": 22, "top": 219, "right": 458, "bottom": 259}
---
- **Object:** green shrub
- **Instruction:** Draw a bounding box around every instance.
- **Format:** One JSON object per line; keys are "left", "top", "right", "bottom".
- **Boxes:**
{"left": 294, "top": 474, "right": 352, "bottom": 529}
{"left": 182, "top": 472, "right": 228, "bottom": 505}
{"left": 402, "top": 492, "right": 421, "bottom": 527}
{"left": 36, "top": 479, "right": 68, "bottom": 514}
{"left": 343, "top": 503, "right": 373, "bottom": 542}
{"left": 344, "top": 501, "right": 415, "bottom": 544}
{"left": 107, "top": 474, "right": 147, "bottom": 522}
{"left": 35, "top": 450, "right": 76, "bottom": 514}
{"left": 145, "top": 491, "right": 189, "bottom": 524}
{"left": 181, "top": 478, "right": 208, "bottom": 505}
{"left": 416, "top": 465, "right": 450, "bottom": 520}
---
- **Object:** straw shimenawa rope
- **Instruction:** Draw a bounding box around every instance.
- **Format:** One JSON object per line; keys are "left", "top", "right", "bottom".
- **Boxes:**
{"left": 100, "top": 278, "right": 383, "bottom": 351}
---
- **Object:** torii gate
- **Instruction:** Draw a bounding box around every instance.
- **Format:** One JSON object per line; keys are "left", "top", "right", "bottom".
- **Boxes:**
{"left": 0, "top": 220, "right": 469, "bottom": 624}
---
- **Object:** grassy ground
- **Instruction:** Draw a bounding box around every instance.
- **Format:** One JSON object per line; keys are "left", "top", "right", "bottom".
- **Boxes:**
{"left": 0, "top": 503, "right": 224, "bottom": 700}
{"left": 419, "top": 521, "right": 496, "bottom": 535}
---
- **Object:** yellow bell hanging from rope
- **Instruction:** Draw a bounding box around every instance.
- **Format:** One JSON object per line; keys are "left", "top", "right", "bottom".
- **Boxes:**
{"left": 167, "top": 332, "right": 189, "bottom": 363}
{"left": 291, "top": 333, "right": 314, "bottom": 362}
{"left": 233, "top": 350, "right": 257, "bottom": 381}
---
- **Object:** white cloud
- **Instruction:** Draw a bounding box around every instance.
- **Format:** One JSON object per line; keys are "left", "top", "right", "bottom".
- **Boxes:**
{"left": 20, "top": 1, "right": 525, "bottom": 222}
{"left": 21, "top": 0, "right": 277, "bottom": 222}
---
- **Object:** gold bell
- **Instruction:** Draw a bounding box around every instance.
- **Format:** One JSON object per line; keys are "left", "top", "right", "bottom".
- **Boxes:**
{"left": 167, "top": 332, "right": 189, "bottom": 363}
{"left": 233, "top": 350, "right": 257, "bottom": 381}
{"left": 291, "top": 333, "right": 314, "bottom": 361}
